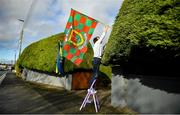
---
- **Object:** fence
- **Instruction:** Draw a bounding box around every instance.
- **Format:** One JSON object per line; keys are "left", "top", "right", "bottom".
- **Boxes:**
{"left": 0, "top": 72, "right": 7, "bottom": 85}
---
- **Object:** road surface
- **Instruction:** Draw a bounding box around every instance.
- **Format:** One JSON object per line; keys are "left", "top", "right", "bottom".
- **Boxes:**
{"left": 0, "top": 72, "right": 124, "bottom": 114}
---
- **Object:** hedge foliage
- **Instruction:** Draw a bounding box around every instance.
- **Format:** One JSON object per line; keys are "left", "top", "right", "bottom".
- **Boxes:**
{"left": 16, "top": 33, "right": 111, "bottom": 79}
{"left": 102, "top": 0, "right": 180, "bottom": 64}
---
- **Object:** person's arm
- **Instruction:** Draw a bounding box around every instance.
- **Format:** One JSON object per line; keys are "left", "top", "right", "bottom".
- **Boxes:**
{"left": 99, "top": 25, "right": 109, "bottom": 43}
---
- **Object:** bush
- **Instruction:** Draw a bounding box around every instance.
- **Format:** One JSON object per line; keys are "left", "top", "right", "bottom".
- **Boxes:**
{"left": 103, "top": 0, "right": 180, "bottom": 63}
{"left": 102, "top": 0, "right": 180, "bottom": 76}
{"left": 16, "top": 33, "right": 112, "bottom": 78}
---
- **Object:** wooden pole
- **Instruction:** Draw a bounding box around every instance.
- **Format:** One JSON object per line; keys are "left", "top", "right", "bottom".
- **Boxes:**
{"left": 18, "top": 29, "right": 23, "bottom": 58}
{"left": 97, "top": 20, "right": 112, "bottom": 28}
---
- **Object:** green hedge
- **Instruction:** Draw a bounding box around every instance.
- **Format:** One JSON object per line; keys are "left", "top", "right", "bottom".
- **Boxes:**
{"left": 16, "top": 33, "right": 112, "bottom": 79}
{"left": 102, "top": 0, "right": 180, "bottom": 64}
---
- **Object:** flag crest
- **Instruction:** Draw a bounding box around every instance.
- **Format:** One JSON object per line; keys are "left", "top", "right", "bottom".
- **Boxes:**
{"left": 63, "top": 9, "right": 98, "bottom": 65}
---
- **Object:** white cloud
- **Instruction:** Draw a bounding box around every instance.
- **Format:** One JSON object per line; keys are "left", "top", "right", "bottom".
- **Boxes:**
{"left": 0, "top": 0, "right": 123, "bottom": 60}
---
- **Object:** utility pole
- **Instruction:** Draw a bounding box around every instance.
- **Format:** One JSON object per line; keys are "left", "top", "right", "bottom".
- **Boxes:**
{"left": 14, "top": 50, "right": 16, "bottom": 65}
{"left": 17, "top": 0, "right": 35, "bottom": 58}
{"left": 19, "top": 29, "right": 24, "bottom": 58}
{"left": 18, "top": 19, "right": 24, "bottom": 58}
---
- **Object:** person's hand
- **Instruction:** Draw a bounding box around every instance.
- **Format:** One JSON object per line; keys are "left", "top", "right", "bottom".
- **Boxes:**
{"left": 103, "top": 25, "right": 110, "bottom": 32}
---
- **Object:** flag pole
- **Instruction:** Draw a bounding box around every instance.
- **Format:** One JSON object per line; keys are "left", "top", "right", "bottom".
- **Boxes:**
{"left": 97, "top": 20, "right": 112, "bottom": 28}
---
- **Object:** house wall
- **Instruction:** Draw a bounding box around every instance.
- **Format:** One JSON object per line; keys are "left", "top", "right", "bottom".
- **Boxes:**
{"left": 21, "top": 68, "right": 105, "bottom": 90}
{"left": 21, "top": 68, "right": 72, "bottom": 90}
{"left": 111, "top": 74, "right": 180, "bottom": 113}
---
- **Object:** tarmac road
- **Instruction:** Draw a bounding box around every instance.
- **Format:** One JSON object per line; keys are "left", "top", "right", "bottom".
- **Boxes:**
{"left": 0, "top": 72, "right": 124, "bottom": 114}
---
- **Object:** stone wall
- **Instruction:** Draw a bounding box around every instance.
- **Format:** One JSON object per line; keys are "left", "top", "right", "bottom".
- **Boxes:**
{"left": 21, "top": 68, "right": 72, "bottom": 90}
{"left": 111, "top": 74, "right": 180, "bottom": 113}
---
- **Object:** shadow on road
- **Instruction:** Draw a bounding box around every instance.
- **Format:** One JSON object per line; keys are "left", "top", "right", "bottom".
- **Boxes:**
{"left": 0, "top": 72, "right": 124, "bottom": 114}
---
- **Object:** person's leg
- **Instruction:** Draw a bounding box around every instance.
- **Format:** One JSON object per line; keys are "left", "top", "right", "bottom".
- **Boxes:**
{"left": 89, "top": 57, "right": 101, "bottom": 87}
{"left": 94, "top": 58, "right": 101, "bottom": 79}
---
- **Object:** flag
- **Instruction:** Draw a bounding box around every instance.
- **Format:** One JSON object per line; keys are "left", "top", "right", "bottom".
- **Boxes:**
{"left": 56, "top": 41, "right": 65, "bottom": 76}
{"left": 63, "top": 9, "right": 98, "bottom": 65}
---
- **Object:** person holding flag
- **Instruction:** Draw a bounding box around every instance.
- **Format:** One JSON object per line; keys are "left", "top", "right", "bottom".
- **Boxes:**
{"left": 80, "top": 25, "right": 110, "bottom": 112}
{"left": 62, "top": 8, "right": 110, "bottom": 88}
{"left": 89, "top": 25, "right": 110, "bottom": 88}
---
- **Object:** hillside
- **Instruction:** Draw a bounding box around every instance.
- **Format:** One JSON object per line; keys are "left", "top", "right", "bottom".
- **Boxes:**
{"left": 102, "top": 0, "right": 180, "bottom": 76}
{"left": 16, "top": 33, "right": 111, "bottom": 79}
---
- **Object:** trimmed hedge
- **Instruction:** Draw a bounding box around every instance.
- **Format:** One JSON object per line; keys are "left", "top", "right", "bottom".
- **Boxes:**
{"left": 16, "top": 33, "right": 112, "bottom": 79}
{"left": 102, "top": 0, "right": 180, "bottom": 64}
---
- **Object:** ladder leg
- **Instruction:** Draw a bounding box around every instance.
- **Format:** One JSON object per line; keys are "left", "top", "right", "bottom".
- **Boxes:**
{"left": 93, "top": 93, "right": 98, "bottom": 113}
{"left": 96, "top": 95, "right": 100, "bottom": 109}
{"left": 80, "top": 92, "right": 90, "bottom": 110}
{"left": 83, "top": 93, "right": 91, "bottom": 107}
{"left": 80, "top": 80, "right": 99, "bottom": 112}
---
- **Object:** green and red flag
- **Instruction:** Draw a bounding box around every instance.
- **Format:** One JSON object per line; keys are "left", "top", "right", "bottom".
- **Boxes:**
{"left": 63, "top": 9, "right": 98, "bottom": 65}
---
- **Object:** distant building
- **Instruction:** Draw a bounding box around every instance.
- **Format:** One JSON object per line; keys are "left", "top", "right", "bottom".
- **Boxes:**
{"left": 0, "top": 64, "right": 7, "bottom": 70}
{"left": 7, "top": 65, "right": 12, "bottom": 70}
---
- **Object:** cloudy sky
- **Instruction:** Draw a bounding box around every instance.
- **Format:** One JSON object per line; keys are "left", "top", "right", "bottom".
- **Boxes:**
{"left": 0, "top": 0, "right": 123, "bottom": 63}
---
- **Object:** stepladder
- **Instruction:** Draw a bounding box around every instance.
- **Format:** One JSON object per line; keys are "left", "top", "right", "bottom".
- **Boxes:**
{"left": 79, "top": 79, "right": 100, "bottom": 112}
